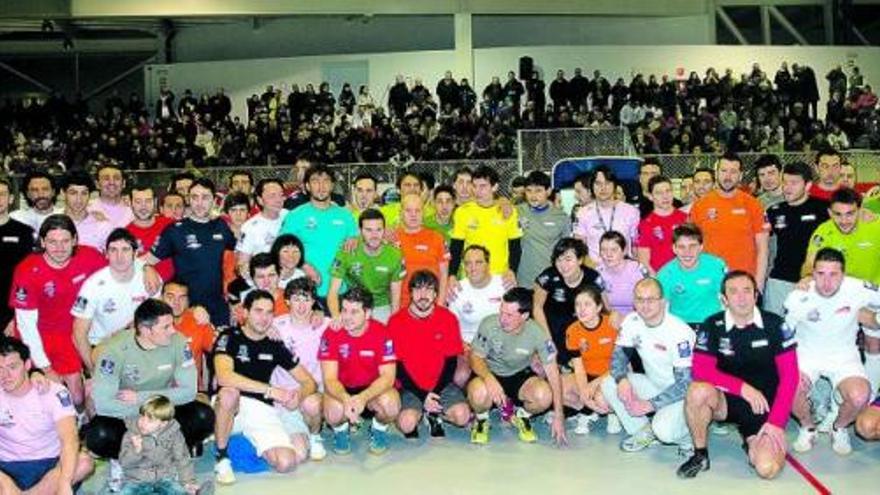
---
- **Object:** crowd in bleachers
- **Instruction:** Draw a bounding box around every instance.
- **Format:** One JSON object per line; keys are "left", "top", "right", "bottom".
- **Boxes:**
{"left": 1, "top": 61, "right": 878, "bottom": 174}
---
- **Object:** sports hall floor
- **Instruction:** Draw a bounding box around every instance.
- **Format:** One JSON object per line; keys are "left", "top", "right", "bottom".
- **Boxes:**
{"left": 81, "top": 414, "right": 879, "bottom": 494}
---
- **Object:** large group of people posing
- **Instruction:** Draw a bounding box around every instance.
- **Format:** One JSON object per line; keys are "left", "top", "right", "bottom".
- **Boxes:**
{"left": 1, "top": 145, "right": 880, "bottom": 493}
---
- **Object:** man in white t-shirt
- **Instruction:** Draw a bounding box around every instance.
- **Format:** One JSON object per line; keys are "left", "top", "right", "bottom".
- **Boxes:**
{"left": 270, "top": 277, "right": 327, "bottom": 461}
{"left": 236, "top": 178, "right": 288, "bottom": 277}
{"left": 784, "top": 247, "right": 880, "bottom": 455}
{"left": 447, "top": 245, "right": 506, "bottom": 387}
{"left": 601, "top": 278, "right": 695, "bottom": 453}
{"left": 0, "top": 339, "right": 93, "bottom": 494}
{"left": 72, "top": 229, "right": 157, "bottom": 372}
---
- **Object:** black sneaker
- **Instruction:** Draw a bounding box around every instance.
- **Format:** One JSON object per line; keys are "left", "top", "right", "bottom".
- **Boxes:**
{"left": 427, "top": 413, "right": 446, "bottom": 438}
{"left": 677, "top": 452, "right": 711, "bottom": 479}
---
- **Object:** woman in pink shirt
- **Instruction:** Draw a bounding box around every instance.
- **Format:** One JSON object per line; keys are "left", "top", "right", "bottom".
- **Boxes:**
{"left": 596, "top": 231, "right": 648, "bottom": 315}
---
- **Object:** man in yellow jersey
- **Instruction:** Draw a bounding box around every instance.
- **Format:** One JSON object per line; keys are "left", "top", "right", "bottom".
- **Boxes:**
{"left": 448, "top": 166, "right": 522, "bottom": 289}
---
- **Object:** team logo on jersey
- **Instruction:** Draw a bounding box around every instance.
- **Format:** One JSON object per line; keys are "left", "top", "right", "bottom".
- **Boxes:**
{"left": 462, "top": 302, "right": 474, "bottom": 314}
{"left": 519, "top": 217, "right": 530, "bottom": 230}
{"left": 706, "top": 208, "right": 718, "bottom": 220}
{"left": 719, "top": 337, "right": 732, "bottom": 355}
{"left": 185, "top": 234, "right": 201, "bottom": 250}
{"left": 182, "top": 346, "right": 194, "bottom": 363}
{"left": 807, "top": 309, "right": 820, "bottom": 322}
{"left": 14, "top": 287, "right": 26, "bottom": 303}
{"left": 383, "top": 339, "right": 395, "bottom": 357}
{"left": 578, "top": 338, "right": 589, "bottom": 353}
{"left": 774, "top": 215, "right": 787, "bottom": 229}
{"left": 0, "top": 408, "right": 14, "bottom": 426}
{"left": 351, "top": 262, "right": 363, "bottom": 276}
{"left": 552, "top": 288, "right": 566, "bottom": 302}
{"left": 696, "top": 331, "right": 709, "bottom": 349}
{"left": 215, "top": 334, "right": 229, "bottom": 352}
{"left": 319, "top": 337, "right": 329, "bottom": 354}
{"left": 306, "top": 217, "right": 318, "bottom": 230}
{"left": 56, "top": 390, "right": 72, "bottom": 408}
{"left": 490, "top": 338, "right": 504, "bottom": 355}
{"left": 123, "top": 364, "right": 140, "bottom": 383}
{"left": 236, "top": 345, "right": 250, "bottom": 362}
{"left": 652, "top": 226, "right": 664, "bottom": 240}
{"left": 811, "top": 235, "right": 823, "bottom": 246}
{"left": 467, "top": 219, "right": 479, "bottom": 230}
{"left": 673, "top": 284, "right": 685, "bottom": 295}
{"left": 43, "top": 281, "right": 56, "bottom": 298}
{"left": 677, "top": 341, "right": 692, "bottom": 358}
{"left": 99, "top": 357, "right": 116, "bottom": 375}
{"left": 339, "top": 343, "right": 350, "bottom": 359}
{"left": 102, "top": 299, "right": 117, "bottom": 314}
{"left": 544, "top": 340, "right": 557, "bottom": 356}
{"left": 631, "top": 335, "right": 642, "bottom": 349}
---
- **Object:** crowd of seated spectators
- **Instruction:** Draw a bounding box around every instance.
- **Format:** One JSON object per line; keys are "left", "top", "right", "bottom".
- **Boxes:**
{"left": 1, "top": 61, "right": 877, "bottom": 174}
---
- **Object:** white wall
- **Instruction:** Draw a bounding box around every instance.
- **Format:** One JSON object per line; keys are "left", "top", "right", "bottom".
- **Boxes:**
{"left": 146, "top": 44, "right": 880, "bottom": 121}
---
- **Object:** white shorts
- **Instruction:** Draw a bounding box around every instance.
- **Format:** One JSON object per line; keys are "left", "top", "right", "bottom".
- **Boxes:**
{"left": 800, "top": 352, "right": 868, "bottom": 390}
{"left": 230, "top": 396, "right": 309, "bottom": 456}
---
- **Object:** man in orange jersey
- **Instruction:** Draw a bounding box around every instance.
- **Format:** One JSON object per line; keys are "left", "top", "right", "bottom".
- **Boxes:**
{"left": 396, "top": 194, "right": 449, "bottom": 308}
{"left": 689, "top": 151, "right": 770, "bottom": 290}
{"left": 163, "top": 280, "right": 214, "bottom": 394}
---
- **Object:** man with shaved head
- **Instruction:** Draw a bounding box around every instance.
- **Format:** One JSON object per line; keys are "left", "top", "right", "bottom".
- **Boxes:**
{"left": 601, "top": 278, "right": 695, "bottom": 455}
{"left": 396, "top": 194, "right": 448, "bottom": 308}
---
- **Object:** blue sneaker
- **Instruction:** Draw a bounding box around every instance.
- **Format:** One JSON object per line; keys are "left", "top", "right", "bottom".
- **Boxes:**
{"left": 333, "top": 428, "right": 351, "bottom": 455}
{"left": 369, "top": 427, "right": 389, "bottom": 455}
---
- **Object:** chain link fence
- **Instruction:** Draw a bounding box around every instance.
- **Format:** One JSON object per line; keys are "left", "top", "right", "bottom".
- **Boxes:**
{"left": 517, "top": 127, "right": 637, "bottom": 173}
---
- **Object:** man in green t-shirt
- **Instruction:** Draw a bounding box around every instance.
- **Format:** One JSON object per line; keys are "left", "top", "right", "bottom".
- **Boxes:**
{"left": 328, "top": 208, "right": 405, "bottom": 323}
{"left": 804, "top": 188, "right": 880, "bottom": 285}
{"left": 424, "top": 184, "right": 456, "bottom": 245}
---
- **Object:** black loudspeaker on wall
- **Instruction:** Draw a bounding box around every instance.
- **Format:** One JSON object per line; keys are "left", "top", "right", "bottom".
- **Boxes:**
{"left": 519, "top": 56, "right": 533, "bottom": 80}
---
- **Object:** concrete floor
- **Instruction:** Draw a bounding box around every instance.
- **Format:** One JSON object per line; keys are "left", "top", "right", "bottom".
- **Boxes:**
{"left": 81, "top": 414, "right": 880, "bottom": 494}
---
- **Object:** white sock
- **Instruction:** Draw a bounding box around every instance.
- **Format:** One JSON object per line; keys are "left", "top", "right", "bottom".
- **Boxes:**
{"left": 515, "top": 407, "right": 532, "bottom": 419}
{"left": 371, "top": 417, "right": 388, "bottom": 431}
{"left": 865, "top": 353, "right": 880, "bottom": 399}
{"left": 476, "top": 411, "right": 489, "bottom": 421}
{"left": 333, "top": 422, "right": 349, "bottom": 433}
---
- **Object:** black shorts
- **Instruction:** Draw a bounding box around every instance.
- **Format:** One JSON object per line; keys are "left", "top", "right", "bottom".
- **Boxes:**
{"left": 0, "top": 457, "right": 59, "bottom": 491}
{"left": 723, "top": 392, "right": 769, "bottom": 440}
{"left": 496, "top": 368, "right": 538, "bottom": 406}
{"left": 400, "top": 383, "right": 467, "bottom": 412}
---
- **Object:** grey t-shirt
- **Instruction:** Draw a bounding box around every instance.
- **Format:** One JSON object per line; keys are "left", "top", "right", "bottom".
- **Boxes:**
{"left": 516, "top": 204, "right": 571, "bottom": 286}
{"left": 471, "top": 316, "right": 557, "bottom": 377}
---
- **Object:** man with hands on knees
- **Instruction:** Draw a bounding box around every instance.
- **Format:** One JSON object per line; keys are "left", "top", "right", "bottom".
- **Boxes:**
{"left": 677, "top": 270, "right": 798, "bottom": 480}
{"left": 212, "top": 290, "right": 318, "bottom": 485}
{"left": 467, "top": 287, "right": 567, "bottom": 446}
{"left": 319, "top": 287, "right": 400, "bottom": 456}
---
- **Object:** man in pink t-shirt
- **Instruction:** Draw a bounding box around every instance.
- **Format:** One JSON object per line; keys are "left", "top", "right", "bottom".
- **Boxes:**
{"left": 270, "top": 277, "right": 328, "bottom": 461}
{"left": 88, "top": 164, "right": 134, "bottom": 229}
{"left": 0, "top": 339, "right": 93, "bottom": 493}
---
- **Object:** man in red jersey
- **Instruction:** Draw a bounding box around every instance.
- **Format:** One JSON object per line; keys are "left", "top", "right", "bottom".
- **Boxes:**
{"left": 126, "top": 186, "right": 174, "bottom": 281}
{"left": 319, "top": 287, "right": 399, "bottom": 456}
{"left": 9, "top": 214, "right": 106, "bottom": 407}
{"left": 389, "top": 270, "right": 470, "bottom": 439}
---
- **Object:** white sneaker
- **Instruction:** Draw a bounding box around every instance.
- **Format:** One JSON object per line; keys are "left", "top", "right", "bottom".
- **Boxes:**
{"left": 606, "top": 413, "right": 622, "bottom": 435}
{"left": 574, "top": 414, "right": 596, "bottom": 435}
{"left": 831, "top": 427, "right": 852, "bottom": 455}
{"left": 214, "top": 457, "right": 236, "bottom": 485}
{"left": 544, "top": 411, "right": 555, "bottom": 425}
{"left": 108, "top": 459, "right": 123, "bottom": 492}
{"left": 793, "top": 427, "right": 817, "bottom": 453}
{"left": 309, "top": 433, "right": 327, "bottom": 461}
{"left": 710, "top": 423, "right": 731, "bottom": 436}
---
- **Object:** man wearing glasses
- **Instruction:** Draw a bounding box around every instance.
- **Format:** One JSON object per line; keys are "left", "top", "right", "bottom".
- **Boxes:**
{"left": 601, "top": 278, "right": 695, "bottom": 454}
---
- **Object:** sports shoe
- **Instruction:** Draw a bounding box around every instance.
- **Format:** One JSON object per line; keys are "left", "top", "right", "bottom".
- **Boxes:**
{"left": 333, "top": 428, "right": 352, "bottom": 455}
{"left": 309, "top": 433, "right": 327, "bottom": 461}
{"left": 817, "top": 409, "right": 837, "bottom": 434}
{"left": 213, "top": 457, "right": 236, "bottom": 485}
{"left": 676, "top": 451, "right": 710, "bottom": 479}
{"left": 606, "top": 413, "right": 622, "bottom": 434}
{"left": 620, "top": 425, "right": 657, "bottom": 452}
{"left": 831, "top": 426, "right": 852, "bottom": 455}
{"left": 573, "top": 413, "right": 597, "bottom": 435}
{"left": 426, "top": 413, "right": 446, "bottom": 438}
{"left": 108, "top": 459, "right": 124, "bottom": 492}
{"left": 369, "top": 427, "right": 389, "bottom": 455}
{"left": 792, "top": 427, "right": 817, "bottom": 453}
{"left": 710, "top": 422, "right": 731, "bottom": 436}
{"left": 470, "top": 419, "right": 490, "bottom": 444}
{"left": 512, "top": 415, "right": 537, "bottom": 443}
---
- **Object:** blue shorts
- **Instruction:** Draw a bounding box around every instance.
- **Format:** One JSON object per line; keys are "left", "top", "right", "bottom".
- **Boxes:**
{"left": 0, "top": 457, "right": 59, "bottom": 490}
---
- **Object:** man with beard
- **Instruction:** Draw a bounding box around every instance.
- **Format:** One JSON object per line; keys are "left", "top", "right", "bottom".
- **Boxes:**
{"left": 11, "top": 171, "right": 61, "bottom": 232}
{"left": 390, "top": 271, "right": 471, "bottom": 438}
{"left": 690, "top": 152, "right": 770, "bottom": 289}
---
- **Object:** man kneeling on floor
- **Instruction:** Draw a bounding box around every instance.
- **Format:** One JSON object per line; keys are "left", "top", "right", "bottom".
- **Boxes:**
{"left": 213, "top": 290, "right": 318, "bottom": 484}
{"left": 389, "top": 270, "right": 472, "bottom": 438}
{"left": 319, "top": 287, "right": 400, "bottom": 455}
{"left": 467, "top": 287, "right": 567, "bottom": 445}
{"left": 0, "top": 338, "right": 93, "bottom": 494}
{"left": 678, "top": 270, "right": 798, "bottom": 479}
